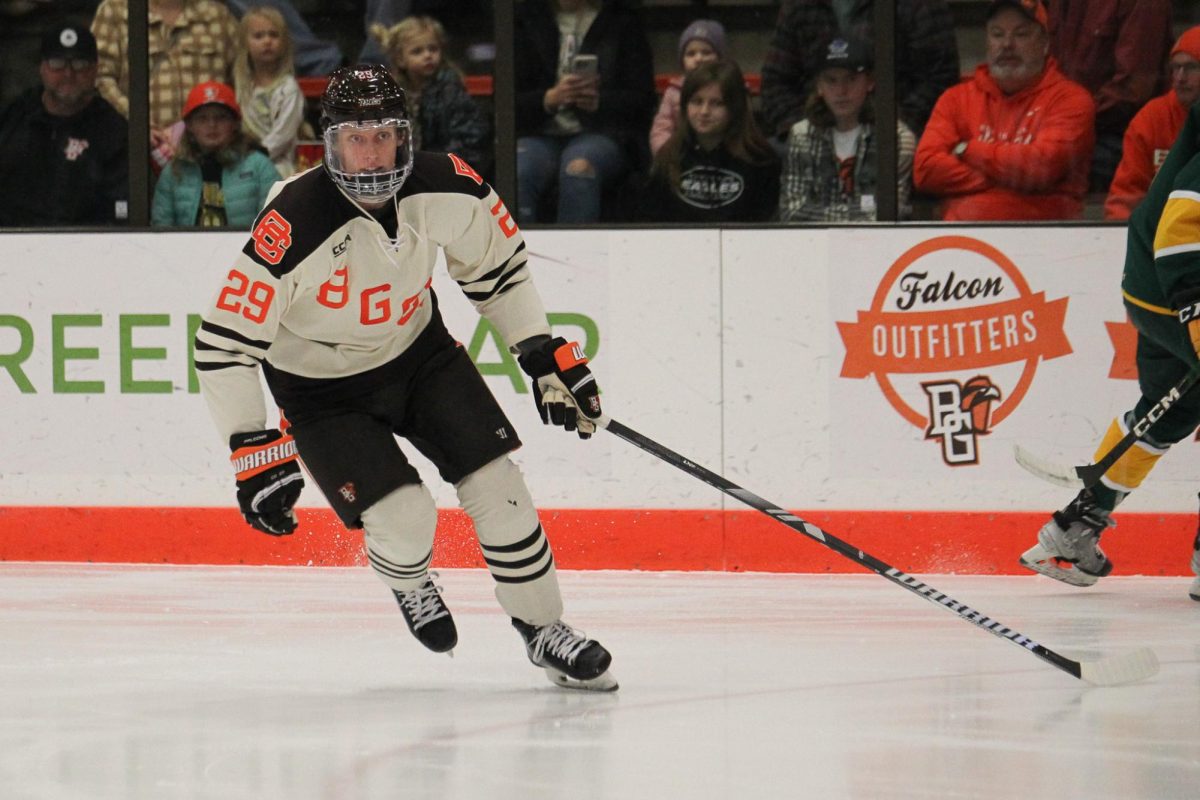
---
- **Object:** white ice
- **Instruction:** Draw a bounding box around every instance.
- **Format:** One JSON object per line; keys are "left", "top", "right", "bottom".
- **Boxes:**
{"left": 0, "top": 564, "right": 1197, "bottom": 799}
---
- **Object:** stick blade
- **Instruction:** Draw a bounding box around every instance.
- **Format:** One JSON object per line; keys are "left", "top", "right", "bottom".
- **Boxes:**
{"left": 1013, "top": 443, "right": 1085, "bottom": 489}
{"left": 1078, "top": 647, "right": 1159, "bottom": 687}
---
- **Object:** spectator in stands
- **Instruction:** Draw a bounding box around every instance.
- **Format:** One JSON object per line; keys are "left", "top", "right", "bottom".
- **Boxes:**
{"left": 226, "top": 0, "right": 418, "bottom": 76}
{"left": 372, "top": 15, "right": 491, "bottom": 178}
{"left": 636, "top": 60, "right": 778, "bottom": 223}
{"left": 226, "top": 0, "right": 342, "bottom": 77}
{"left": 1105, "top": 27, "right": 1200, "bottom": 221}
{"left": 0, "top": 22, "right": 128, "bottom": 227}
{"left": 760, "top": 0, "right": 958, "bottom": 147}
{"left": 649, "top": 18, "right": 727, "bottom": 157}
{"left": 514, "top": 0, "right": 656, "bottom": 224}
{"left": 912, "top": 0, "right": 1094, "bottom": 221}
{"left": 233, "top": 5, "right": 304, "bottom": 178}
{"left": 1047, "top": 0, "right": 1172, "bottom": 196}
{"left": 151, "top": 80, "right": 279, "bottom": 227}
{"left": 92, "top": 0, "right": 239, "bottom": 168}
{"left": 779, "top": 37, "right": 914, "bottom": 222}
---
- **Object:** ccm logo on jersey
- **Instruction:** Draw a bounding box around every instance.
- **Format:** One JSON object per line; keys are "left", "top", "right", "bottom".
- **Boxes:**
{"left": 1178, "top": 300, "right": 1200, "bottom": 324}
{"left": 332, "top": 234, "right": 351, "bottom": 257}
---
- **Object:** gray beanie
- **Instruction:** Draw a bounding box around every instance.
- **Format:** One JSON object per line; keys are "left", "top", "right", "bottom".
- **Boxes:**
{"left": 677, "top": 19, "right": 728, "bottom": 64}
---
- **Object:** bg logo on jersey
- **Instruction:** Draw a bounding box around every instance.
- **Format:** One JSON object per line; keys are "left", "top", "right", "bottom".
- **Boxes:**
{"left": 837, "top": 236, "right": 1072, "bottom": 466}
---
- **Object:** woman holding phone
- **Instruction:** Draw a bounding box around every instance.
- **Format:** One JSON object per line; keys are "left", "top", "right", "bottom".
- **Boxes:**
{"left": 513, "top": 0, "right": 657, "bottom": 223}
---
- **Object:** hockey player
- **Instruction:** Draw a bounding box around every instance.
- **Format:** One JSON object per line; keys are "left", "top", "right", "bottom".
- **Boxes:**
{"left": 194, "top": 64, "right": 616, "bottom": 690}
{"left": 1020, "top": 97, "right": 1200, "bottom": 601}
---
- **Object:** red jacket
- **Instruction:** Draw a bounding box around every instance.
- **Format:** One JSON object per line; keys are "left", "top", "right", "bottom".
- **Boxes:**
{"left": 913, "top": 59, "right": 1095, "bottom": 221}
{"left": 1103, "top": 90, "right": 1187, "bottom": 221}
{"left": 1046, "top": 0, "right": 1172, "bottom": 135}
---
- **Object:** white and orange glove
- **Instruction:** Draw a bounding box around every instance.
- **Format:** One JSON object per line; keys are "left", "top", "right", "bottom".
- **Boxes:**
{"left": 230, "top": 429, "right": 304, "bottom": 535}
{"left": 516, "top": 336, "right": 602, "bottom": 439}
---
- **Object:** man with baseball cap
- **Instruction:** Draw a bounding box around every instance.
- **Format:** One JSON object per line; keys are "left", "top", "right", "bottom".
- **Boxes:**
{"left": 913, "top": 0, "right": 1095, "bottom": 220}
{"left": 0, "top": 22, "right": 128, "bottom": 226}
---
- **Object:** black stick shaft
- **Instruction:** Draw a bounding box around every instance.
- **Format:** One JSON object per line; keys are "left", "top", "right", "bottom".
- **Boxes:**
{"left": 603, "top": 418, "right": 1083, "bottom": 680}
{"left": 1075, "top": 366, "right": 1200, "bottom": 488}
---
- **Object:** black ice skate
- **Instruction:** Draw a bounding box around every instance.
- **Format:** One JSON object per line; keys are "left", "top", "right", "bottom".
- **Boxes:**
{"left": 512, "top": 618, "right": 618, "bottom": 692}
{"left": 393, "top": 573, "right": 457, "bottom": 654}
{"left": 1020, "top": 489, "right": 1115, "bottom": 587}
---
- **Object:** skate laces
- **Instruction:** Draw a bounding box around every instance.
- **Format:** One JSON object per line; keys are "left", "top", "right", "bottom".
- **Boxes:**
{"left": 398, "top": 573, "right": 450, "bottom": 631}
{"left": 530, "top": 621, "right": 592, "bottom": 666}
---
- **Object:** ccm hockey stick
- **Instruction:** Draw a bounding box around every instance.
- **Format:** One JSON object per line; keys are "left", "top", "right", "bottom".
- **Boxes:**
{"left": 1014, "top": 365, "right": 1200, "bottom": 490}
{"left": 600, "top": 417, "right": 1158, "bottom": 687}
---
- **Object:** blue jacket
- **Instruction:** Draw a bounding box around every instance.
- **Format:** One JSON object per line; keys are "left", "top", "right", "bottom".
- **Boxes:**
{"left": 152, "top": 150, "right": 280, "bottom": 227}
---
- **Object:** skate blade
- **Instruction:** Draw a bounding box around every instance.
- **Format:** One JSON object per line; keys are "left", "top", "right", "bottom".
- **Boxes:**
{"left": 1190, "top": 579, "right": 1200, "bottom": 602}
{"left": 544, "top": 667, "right": 619, "bottom": 692}
{"left": 1019, "top": 544, "right": 1098, "bottom": 588}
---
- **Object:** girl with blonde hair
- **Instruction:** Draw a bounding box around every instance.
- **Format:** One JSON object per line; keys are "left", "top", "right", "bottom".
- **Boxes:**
{"left": 233, "top": 5, "right": 305, "bottom": 177}
{"left": 371, "top": 16, "right": 491, "bottom": 176}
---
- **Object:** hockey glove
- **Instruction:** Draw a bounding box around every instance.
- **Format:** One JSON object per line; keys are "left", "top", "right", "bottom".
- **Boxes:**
{"left": 1175, "top": 287, "right": 1200, "bottom": 360}
{"left": 230, "top": 429, "right": 304, "bottom": 535}
{"left": 516, "top": 336, "right": 602, "bottom": 439}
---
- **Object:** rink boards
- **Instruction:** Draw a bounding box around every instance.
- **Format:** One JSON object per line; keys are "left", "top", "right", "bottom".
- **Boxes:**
{"left": 0, "top": 226, "right": 1194, "bottom": 574}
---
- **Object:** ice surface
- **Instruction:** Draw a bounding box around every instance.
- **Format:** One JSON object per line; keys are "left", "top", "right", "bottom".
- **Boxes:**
{"left": 0, "top": 564, "right": 1196, "bottom": 799}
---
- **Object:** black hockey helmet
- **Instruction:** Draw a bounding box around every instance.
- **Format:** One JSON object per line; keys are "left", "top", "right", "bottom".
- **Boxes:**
{"left": 320, "top": 64, "right": 413, "bottom": 203}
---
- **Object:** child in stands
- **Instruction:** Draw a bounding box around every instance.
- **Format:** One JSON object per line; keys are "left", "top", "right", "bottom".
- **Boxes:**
{"left": 779, "top": 37, "right": 915, "bottom": 222}
{"left": 371, "top": 16, "right": 491, "bottom": 177}
{"left": 152, "top": 81, "right": 280, "bottom": 227}
{"left": 233, "top": 5, "right": 305, "bottom": 178}
{"left": 637, "top": 60, "right": 778, "bottom": 223}
{"left": 650, "top": 19, "right": 727, "bottom": 156}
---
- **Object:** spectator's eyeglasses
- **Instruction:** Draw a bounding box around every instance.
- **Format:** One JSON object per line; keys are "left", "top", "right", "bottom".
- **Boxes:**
{"left": 45, "top": 58, "right": 94, "bottom": 72}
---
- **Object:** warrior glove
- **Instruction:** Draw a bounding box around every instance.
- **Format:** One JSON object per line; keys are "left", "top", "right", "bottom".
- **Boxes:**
{"left": 1175, "top": 287, "right": 1200, "bottom": 361}
{"left": 230, "top": 429, "right": 304, "bottom": 535}
{"left": 517, "top": 336, "right": 602, "bottom": 440}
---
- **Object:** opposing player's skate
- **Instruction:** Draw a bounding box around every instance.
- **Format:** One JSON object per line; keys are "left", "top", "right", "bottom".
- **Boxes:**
{"left": 1020, "top": 490, "right": 1114, "bottom": 587}
{"left": 393, "top": 573, "right": 457, "bottom": 654}
{"left": 512, "top": 618, "right": 618, "bottom": 691}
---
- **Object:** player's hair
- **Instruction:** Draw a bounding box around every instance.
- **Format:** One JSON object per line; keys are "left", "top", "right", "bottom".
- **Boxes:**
{"left": 651, "top": 60, "right": 774, "bottom": 187}
{"left": 233, "top": 5, "right": 295, "bottom": 90}
{"left": 369, "top": 16, "right": 460, "bottom": 92}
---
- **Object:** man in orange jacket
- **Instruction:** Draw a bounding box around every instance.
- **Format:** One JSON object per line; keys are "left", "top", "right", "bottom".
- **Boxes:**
{"left": 1105, "top": 27, "right": 1200, "bottom": 221}
{"left": 913, "top": 0, "right": 1095, "bottom": 220}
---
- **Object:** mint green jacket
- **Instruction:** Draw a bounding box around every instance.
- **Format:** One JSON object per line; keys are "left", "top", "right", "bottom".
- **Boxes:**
{"left": 152, "top": 150, "right": 279, "bottom": 227}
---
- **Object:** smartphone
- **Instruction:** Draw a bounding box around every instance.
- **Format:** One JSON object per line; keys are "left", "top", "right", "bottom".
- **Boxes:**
{"left": 570, "top": 54, "right": 598, "bottom": 77}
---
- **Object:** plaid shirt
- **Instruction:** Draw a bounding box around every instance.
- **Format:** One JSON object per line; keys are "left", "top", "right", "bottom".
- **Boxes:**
{"left": 760, "top": 0, "right": 959, "bottom": 138}
{"left": 779, "top": 119, "right": 915, "bottom": 222}
{"left": 92, "top": 0, "right": 238, "bottom": 129}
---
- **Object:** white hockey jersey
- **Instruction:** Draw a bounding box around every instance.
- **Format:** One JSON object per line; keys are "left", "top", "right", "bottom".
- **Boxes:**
{"left": 194, "top": 152, "right": 552, "bottom": 443}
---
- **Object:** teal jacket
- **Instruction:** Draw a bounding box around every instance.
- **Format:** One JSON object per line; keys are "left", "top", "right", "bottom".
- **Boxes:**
{"left": 152, "top": 150, "right": 280, "bottom": 227}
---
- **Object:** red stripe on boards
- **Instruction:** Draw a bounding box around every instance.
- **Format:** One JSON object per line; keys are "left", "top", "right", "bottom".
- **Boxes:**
{"left": 0, "top": 507, "right": 1192, "bottom": 575}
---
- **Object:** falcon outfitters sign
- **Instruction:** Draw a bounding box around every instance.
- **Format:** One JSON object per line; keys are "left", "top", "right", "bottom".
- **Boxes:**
{"left": 837, "top": 236, "right": 1072, "bottom": 466}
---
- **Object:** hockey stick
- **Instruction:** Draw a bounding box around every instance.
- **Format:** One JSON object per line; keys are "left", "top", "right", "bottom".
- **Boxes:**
{"left": 599, "top": 416, "right": 1158, "bottom": 687}
{"left": 1014, "top": 366, "right": 1200, "bottom": 490}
